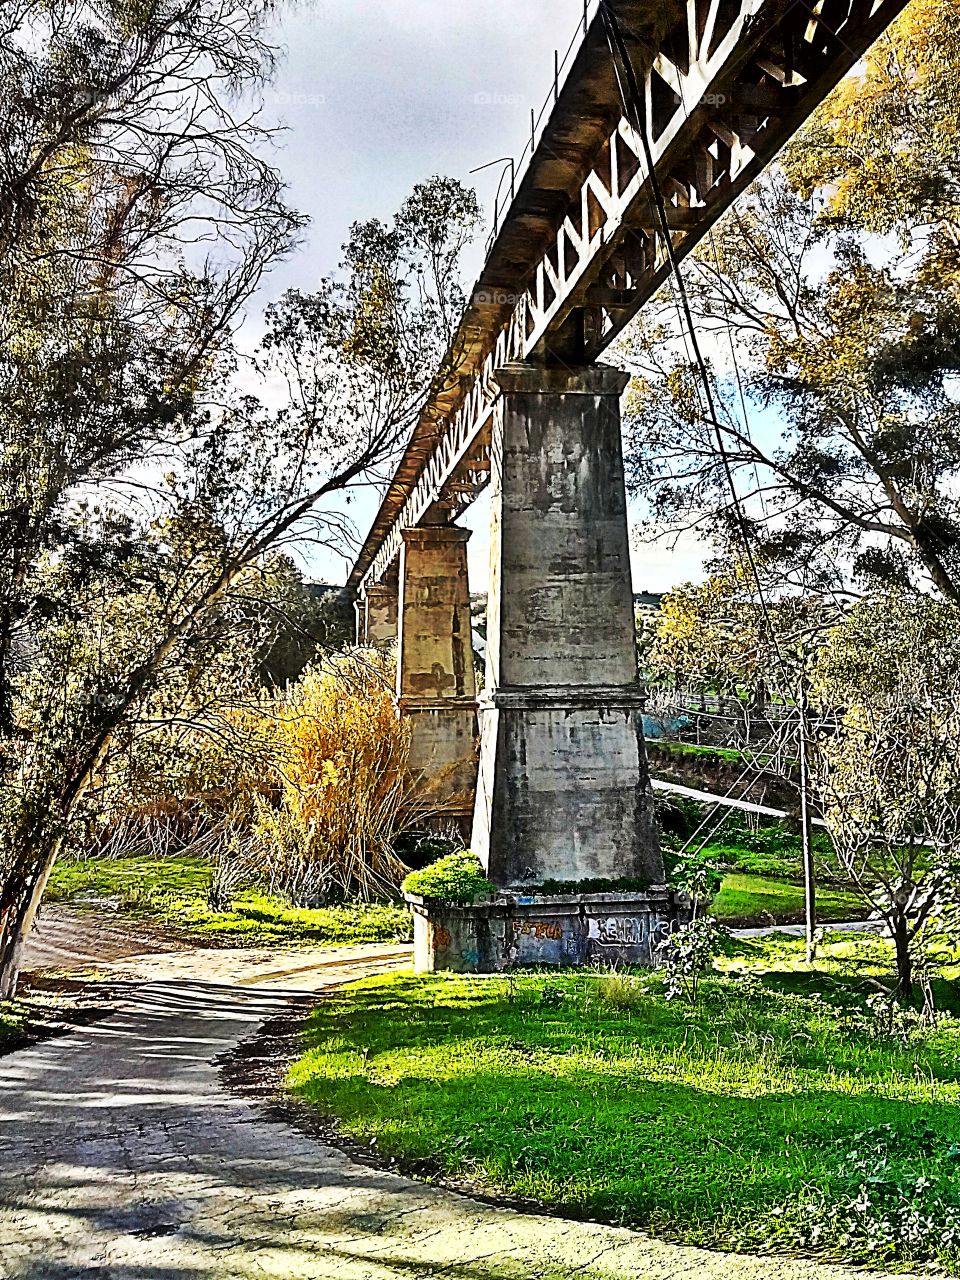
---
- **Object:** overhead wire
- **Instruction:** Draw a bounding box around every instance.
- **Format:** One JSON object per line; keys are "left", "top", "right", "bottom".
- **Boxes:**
{"left": 597, "top": 0, "right": 794, "bottom": 690}
{"left": 596, "top": 3, "right": 820, "bottom": 889}
{"left": 707, "top": 227, "right": 771, "bottom": 522}
{"left": 673, "top": 716, "right": 803, "bottom": 859}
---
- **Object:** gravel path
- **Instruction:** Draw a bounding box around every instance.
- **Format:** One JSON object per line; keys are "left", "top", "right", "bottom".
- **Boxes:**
{"left": 0, "top": 943, "right": 915, "bottom": 1280}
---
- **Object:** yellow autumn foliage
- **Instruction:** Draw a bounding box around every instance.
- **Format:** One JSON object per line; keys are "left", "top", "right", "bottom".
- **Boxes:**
{"left": 249, "top": 649, "right": 413, "bottom": 903}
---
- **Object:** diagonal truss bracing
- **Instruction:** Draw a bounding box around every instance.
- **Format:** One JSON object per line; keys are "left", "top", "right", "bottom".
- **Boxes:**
{"left": 349, "top": 0, "right": 910, "bottom": 592}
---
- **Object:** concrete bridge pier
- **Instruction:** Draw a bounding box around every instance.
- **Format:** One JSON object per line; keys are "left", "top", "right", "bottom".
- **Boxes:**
{"left": 356, "top": 581, "right": 398, "bottom": 649}
{"left": 397, "top": 524, "right": 479, "bottom": 821}
{"left": 471, "top": 361, "right": 664, "bottom": 890}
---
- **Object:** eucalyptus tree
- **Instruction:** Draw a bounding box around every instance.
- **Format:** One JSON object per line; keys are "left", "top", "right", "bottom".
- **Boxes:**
{"left": 0, "top": 0, "right": 482, "bottom": 996}
{"left": 621, "top": 0, "right": 960, "bottom": 602}
{"left": 0, "top": 0, "right": 305, "bottom": 729}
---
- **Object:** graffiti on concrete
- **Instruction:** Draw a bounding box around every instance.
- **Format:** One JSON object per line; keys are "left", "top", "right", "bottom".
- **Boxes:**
{"left": 512, "top": 920, "right": 563, "bottom": 942}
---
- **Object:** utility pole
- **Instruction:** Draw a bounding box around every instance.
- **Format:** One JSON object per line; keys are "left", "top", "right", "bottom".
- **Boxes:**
{"left": 798, "top": 678, "right": 817, "bottom": 964}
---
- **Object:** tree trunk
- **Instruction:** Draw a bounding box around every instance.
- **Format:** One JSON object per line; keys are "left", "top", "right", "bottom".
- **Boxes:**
{"left": 0, "top": 846, "right": 59, "bottom": 1000}
{"left": 891, "top": 913, "right": 914, "bottom": 1002}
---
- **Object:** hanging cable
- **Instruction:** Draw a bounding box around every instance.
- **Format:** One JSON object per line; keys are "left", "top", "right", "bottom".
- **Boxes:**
{"left": 675, "top": 715, "right": 801, "bottom": 859}
{"left": 708, "top": 227, "right": 770, "bottom": 522}
{"left": 596, "top": 5, "right": 821, "bottom": 917}
{"left": 597, "top": 0, "right": 790, "bottom": 683}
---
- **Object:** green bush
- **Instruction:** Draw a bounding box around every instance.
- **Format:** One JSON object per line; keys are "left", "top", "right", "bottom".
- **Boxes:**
{"left": 662, "top": 847, "right": 724, "bottom": 896}
{"left": 402, "top": 851, "right": 494, "bottom": 905}
{"left": 656, "top": 795, "right": 704, "bottom": 840}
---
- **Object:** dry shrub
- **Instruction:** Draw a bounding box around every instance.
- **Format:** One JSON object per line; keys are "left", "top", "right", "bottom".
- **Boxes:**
{"left": 252, "top": 650, "right": 413, "bottom": 904}
{"left": 75, "top": 649, "right": 418, "bottom": 907}
{"left": 593, "top": 968, "right": 648, "bottom": 1012}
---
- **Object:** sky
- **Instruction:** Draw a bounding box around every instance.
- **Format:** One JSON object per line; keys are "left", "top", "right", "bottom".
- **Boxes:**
{"left": 246, "top": 0, "right": 711, "bottom": 593}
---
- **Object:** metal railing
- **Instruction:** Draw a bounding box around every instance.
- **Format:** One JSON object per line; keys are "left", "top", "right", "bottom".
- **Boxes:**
{"left": 480, "top": 0, "right": 601, "bottom": 253}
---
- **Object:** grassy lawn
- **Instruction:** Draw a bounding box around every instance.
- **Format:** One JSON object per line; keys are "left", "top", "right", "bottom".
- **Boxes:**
{"left": 680, "top": 821, "right": 872, "bottom": 926}
{"left": 289, "top": 933, "right": 960, "bottom": 1273}
{"left": 712, "top": 872, "right": 866, "bottom": 925}
{"left": 45, "top": 855, "right": 413, "bottom": 947}
{"left": 650, "top": 739, "right": 749, "bottom": 764}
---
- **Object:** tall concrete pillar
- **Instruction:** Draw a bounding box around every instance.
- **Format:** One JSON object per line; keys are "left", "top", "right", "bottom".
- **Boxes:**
{"left": 398, "top": 525, "right": 479, "bottom": 816}
{"left": 472, "top": 362, "right": 663, "bottom": 888}
{"left": 361, "top": 582, "right": 398, "bottom": 649}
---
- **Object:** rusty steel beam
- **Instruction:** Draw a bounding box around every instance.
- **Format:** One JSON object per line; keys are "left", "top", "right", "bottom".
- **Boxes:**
{"left": 349, "top": 0, "right": 911, "bottom": 592}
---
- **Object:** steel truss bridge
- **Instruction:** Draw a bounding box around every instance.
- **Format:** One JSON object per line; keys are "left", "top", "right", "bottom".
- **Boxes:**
{"left": 348, "top": 0, "right": 910, "bottom": 594}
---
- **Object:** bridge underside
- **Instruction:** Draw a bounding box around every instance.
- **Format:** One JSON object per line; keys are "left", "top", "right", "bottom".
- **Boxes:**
{"left": 350, "top": 0, "right": 911, "bottom": 952}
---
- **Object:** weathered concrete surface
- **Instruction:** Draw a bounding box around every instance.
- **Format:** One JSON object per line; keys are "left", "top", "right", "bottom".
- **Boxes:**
{"left": 360, "top": 581, "right": 399, "bottom": 649}
{"left": 473, "top": 363, "right": 662, "bottom": 891}
{"left": 398, "top": 523, "right": 478, "bottom": 813}
{"left": 408, "top": 889, "right": 689, "bottom": 973}
{"left": 483, "top": 364, "right": 637, "bottom": 689}
{"left": 0, "top": 954, "right": 914, "bottom": 1280}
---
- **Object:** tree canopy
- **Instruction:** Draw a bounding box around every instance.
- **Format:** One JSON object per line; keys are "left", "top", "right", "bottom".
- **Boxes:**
{"left": 0, "top": 0, "right": 482, "bottom": 997}
{"left": 622, "top": 0, "right": 960, "bottom": 602}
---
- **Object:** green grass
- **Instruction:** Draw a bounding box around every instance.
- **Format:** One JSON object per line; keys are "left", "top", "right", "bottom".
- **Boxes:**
{"left": 177, "top": 894, "right": 412, "bottom": 945}
{"left": 46, "top": 854, "right": 211, "bottom": 904}
{"left": 0, "top": 1002, "right": 27, "bottom": 1053}
{"left": 701, "top": 840, "right": 801, "bottom": 881}
{"left": 712, "top": 873, "right": 867, "bottom": 925}
{"left": 683, "top": 821, "right": 871, "bottom": 924}
{"left": 289, "top": 933, "right": 960, "bottom": 1272}
{"left": 650, "top": 739, "right": 749, "bottom": 764}
{"left": 45, "top": 855, "right": 413, "bottom": 947}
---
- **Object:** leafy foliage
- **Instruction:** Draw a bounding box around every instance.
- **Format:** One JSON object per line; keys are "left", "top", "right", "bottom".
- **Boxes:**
{"left": 0, "top": 159, "right": 480, "bottom": 995}
{"left": 740, "top": 1124, "right": 960, "bottom": 1265}
{"left": 621, "top": 0, "right": 960, "bottom": 601}
{"left": 656, "top": 917, "right": 727, "bottom": 1003}
{"left": 811, "top": 594, "right": 960, "bottom": 995}
{"left": 402, "top": 852, "right": 493, "bottom": 906}
{"left": 66, "top": 648, "right": 418, "bottom": 908}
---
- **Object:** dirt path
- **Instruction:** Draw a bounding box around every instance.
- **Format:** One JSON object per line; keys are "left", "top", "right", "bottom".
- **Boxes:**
{"left": 0, "top": 942, "right": 917, "bottom": 1280}
{"left": 25, "top": 904, "right": 884, "bottom": 979}
{"left": 22, "top": 906, "right": 189, "bottom": 974}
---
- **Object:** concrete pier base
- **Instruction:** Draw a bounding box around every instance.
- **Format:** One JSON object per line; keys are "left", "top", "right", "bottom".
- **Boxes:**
{"left": 473, "top": 684, "right": 659, "bottom": 888}
{"left": 407, "top": 890, "right": 690, "bottom": 973}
